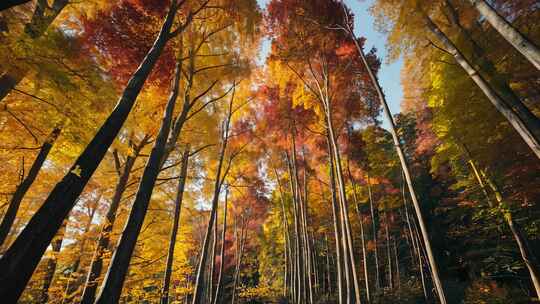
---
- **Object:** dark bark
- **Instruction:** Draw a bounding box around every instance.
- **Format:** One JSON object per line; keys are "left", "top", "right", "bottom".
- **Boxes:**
{"left": 39, "top": 221, "right": 67, "bottom": 304}
{"left": 161, "top": 146, "right": 190, "bottom": 304}
{"left": 0, "top": 2, "right": 186, "bottom": 301}
{"left": 94, "top": 60, "right": 182, "bottom": 303}
{"left": 80, "top": 138, "right": 147, "bottom": 304}
{"left": 0, "top": 127, "right": 61, "bottom": 247}
{"left": 0, "top": 0, "right": 31, "bottom": 11}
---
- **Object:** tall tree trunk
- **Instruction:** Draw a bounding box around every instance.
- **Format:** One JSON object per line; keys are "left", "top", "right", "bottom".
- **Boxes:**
{"left": 192, "top": 94, "right": 234, "bottom": 304}
{"left": 478, "top": 169, "right": 540, "bottom": 298}
{"left": 231, "top": 216, "right": 247, "bottom": 304}
{"left": 0, "top": 0, "right": 69, "bottom": 102}
{"left": 366, "top": 172, "right": 381, "bottom": 291}
{"left": 358, "top": 206, "right": 370, "bottom": 302}
{"left": 401, "top": 175, "right": 428, "bottom": 301}
{"left": 212, "top": 188, "right": 228, "bottom": 304}
{"left": 80, "top": 138, "right": 148, "bottom": 304}
{"left": 208, "top": 208, "right": 218, "bottom": 302}
{"left": 346, "top": 22, "right": 448, "bottom": 303}
{"left": 443, "top": 0, "right": 540, "bottom": 140}
{"left": 385, "top": 212, "right": 393, "bottom": 290}
{"left": 300, "top": 163, "right": 314, "bottom": 304}
{"left": 324, "top": 104, "right": 362, "bottom": 304}
{"left": 424, "top": 15, "right": 540, "bottom": 159}
{"left": 39, "top": 221, "right": 67, "bottom": 304}
{"left": 94, "top": 60, "right": 182, "bottom": 303}
{"left": 161, "top": 146, "right": 190, "bottom": 304}
{"left": 349, "top": 168, "right": 371, "bottom": 303}
{"left": 469, "top": 0, "right": 540, "bottom": 70}
{"left": 327, "top": 139, "right": 345, "bottom": 304}
{"left": 286, "top": 150, "right": 304, "bottom": 304}
{"left": 0, "top": 127, "right": 61, "bottom": 247}
{"left": 0, "top": 2, "right": 188, "bottom": 301}
{"left": 274, "top": 166, "right": 292, "bottom": 300}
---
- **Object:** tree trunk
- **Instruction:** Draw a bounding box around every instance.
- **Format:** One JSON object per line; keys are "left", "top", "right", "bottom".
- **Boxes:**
{"left": 39, "top": 221, "right": 67, "bottom": 304}
{"left": 349, "top": 167, "right": 371, "bottom": 303}
{"left": 424, "top": 15, "right": 540, "bottom": 159}
{"left": 94, "top": 60, "right": 182, "bottom": 303}
{"left": 366, "top": 172, "right": 381, "bottom": 291}
{"left": 208, "top": 207, "right": 218, "bottom": 302}
{"left": 385, "top": 212, "right": 393, "bottom": 290}
{"left": 327, "top": 138, "right": 345, "bottom": 304}
{"left": 161, "top": 146, "right": 190, "bottom": 304}
{"left": 347, "top": 23, "right": 448, "bottom": 303}
{"left": 443, "top": 0, "right": 540, "bottom": 142}
{"left": 0, "top": 2, "right": 185, "bottom": 301}
{"left": 479, "top": 169, "right": 540, "bottom": 298}
{"left": 0, "top": 0, "right": 31, "bottom": 11}
{"left": 401, "top": 175, "right": 428, "bottom": 301}
{"left": 0, "top": 127, "right": 61, "bottom": 247}
{"left": 469, "top": 0, "right": 540, "bottom": 70}
{"left": 286, "top": 150, "right": 304, "bottom": 304}
{"left": 231, "top": 216, "right": 247, "bottom": 304}
{"left": 325, "top": 109, "right": 362, "bottom": 304}
{"left": 80, "top": 139, "right": 147, "bottom": 304}
{"left": 212, "top": 188, "right": 228, "bottom": 304}
{"left": 274, "top": 166, "right": 292, "bottom": 300}
{"left": 192, "top": 96, "right": 234, "bottom": 304}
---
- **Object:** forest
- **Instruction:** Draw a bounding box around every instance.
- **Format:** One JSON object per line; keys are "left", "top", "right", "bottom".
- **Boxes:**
{"left": 0, "top": 0, "right": 539, "bottom": 303}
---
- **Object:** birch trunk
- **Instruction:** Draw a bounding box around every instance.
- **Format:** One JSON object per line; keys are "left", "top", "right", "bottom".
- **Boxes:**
{"left": 327, "top": 143, "right": 345, "bottom": 304}
{"left": 324, "top": 103, "right": 362, "bottom": 304}
{"left": 479, "top": 169, "right": 540, "bottom": 298}
{"left": 192, "top": 95, "right": 234, "bottom": 304}
{"left": 443, "top": 0, "right": 540, "bottom": 142}
{"left": 347, "top": 21, "right": 448, "bottom": 303}
{"left": 424, "top": 15, "right": 540, "bottom": 159}
{"left": 366, "top": 173, "right": 381, "bottom": 291}
{"left": 212, "top": 188, "right": 228, "bottom": 304}
{"left": 469, "top": 0, "right": 540, "bottom": 70}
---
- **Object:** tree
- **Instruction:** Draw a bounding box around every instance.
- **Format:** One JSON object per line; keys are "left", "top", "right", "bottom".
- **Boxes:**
{"left": 0, "top": 127, "right": 61, "bottom": 247}
{"left": 468, "top": 0, "right": 540, "bottom": 70}
{"left": 0, "top": 1, "right": 197, "bottom": 300}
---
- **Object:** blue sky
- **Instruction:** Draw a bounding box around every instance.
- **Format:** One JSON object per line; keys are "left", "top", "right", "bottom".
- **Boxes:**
{"left": 255, "top": 0, "right": 404, "bottom": 117}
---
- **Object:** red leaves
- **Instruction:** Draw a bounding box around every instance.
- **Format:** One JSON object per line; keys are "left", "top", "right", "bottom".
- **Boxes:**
{"left": 81, "top": 0, "right": 177, "bottom": 88}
